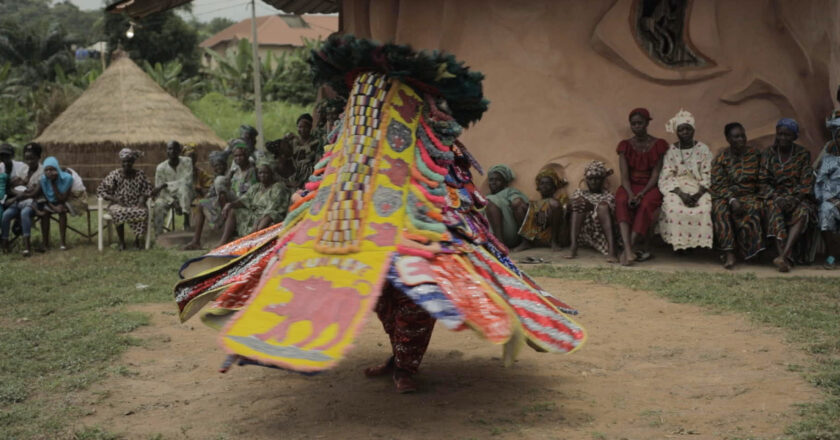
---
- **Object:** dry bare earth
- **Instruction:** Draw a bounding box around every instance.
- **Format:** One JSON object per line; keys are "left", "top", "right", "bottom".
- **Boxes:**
{"left": 79, "top": 279, "right": 818, "bottom": 440}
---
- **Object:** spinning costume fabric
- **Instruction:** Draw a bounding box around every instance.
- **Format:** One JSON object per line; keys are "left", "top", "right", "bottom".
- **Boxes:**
{"left": 173, "top": 35, "right": 585, "bottom": 373}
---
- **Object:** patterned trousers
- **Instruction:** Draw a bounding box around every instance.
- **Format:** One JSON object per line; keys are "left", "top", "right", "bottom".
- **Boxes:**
{"left": 375, "top": 284, "right": 436, "bottom": 374}
{"left": 712, "top": 196, "right": 764, "bottom": 259}
{"left": 764, "top": 196, "right": 812, "bottom": 241}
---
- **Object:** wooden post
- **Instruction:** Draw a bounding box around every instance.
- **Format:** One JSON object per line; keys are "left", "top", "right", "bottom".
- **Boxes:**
{"left": 251, "top": 0, "right": 265, "bottom": 152}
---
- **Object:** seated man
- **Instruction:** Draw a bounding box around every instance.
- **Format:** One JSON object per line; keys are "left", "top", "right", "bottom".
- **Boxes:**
{"left": 515, "top": 167, "right": 568, "bottom": 251}
{"left": 485, "top": 164, "right": 529, "bottom": 249}
{"left": 183, "top": 151, "right": 231, "bottom": 250}
{"left": 0, "top": 143, "right": 28, "bottom": 186}
{"left": 566, "top": 161, "right": 618, "bottom": 262}
{"left": 0, "top": 143, "right": 45, "bottom": 256}
{"left": 216, "top": 161, "right": 291, "bottom": 247}
{"left": 151, "top": 140, "right": 193, "bottom": 234}
{"left": 761, "top": 118, "right": 815, "bottom": 272}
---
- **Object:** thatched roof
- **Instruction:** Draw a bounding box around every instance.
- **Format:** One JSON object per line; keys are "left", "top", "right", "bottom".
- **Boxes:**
{"left": 35, "top": 54, "right": 225, "bottom": 148}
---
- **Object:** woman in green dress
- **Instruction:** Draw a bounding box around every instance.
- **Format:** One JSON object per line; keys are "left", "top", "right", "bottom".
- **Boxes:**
{"left": 216, "top": 162, "right": 291, "bottom": 247}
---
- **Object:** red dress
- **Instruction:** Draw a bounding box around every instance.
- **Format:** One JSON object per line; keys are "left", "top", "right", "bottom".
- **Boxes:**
{"left": 615, "top": 138, "right": 669, "bottom": 235}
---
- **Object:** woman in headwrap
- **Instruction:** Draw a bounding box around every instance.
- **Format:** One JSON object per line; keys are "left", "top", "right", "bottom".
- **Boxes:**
{"left": 184, "top": 150, "right": 231, "bottom": 250}
{"left": 711, "top": 122, "right": 765, "bottom": 269}
{"left": 615, "top": 108, "right": 669, "bottom": 265}
{"left": 96, "top": 148, "right": 153, "bottom": 250}
{"left": 515, "top": 167, "right": 567, "bottom": 251}
{"left": 485, "top": 164, "right": 529, "bottom": 248}
{"left": 227, "top": 139, "right": 257, "bottom": 199}
{"left": 567, "top": 160, "right": 618, "bottom": 262}
{"left": 39, "top": 156, "right": 85, "bottom": 250}
{"left": 216, "top": 160, "right": 290, "bottom": 247}
{"left": 657, "top": 109, "right": 714, "bottom": 252}
{"left": 283, "top": 113, "right": 321, "bottom": 191}
{"left": 760, "top": 118, "right": 815, "bottom": 272}
{"left": 813, "top": 113, "right": 840, "bottom": 269}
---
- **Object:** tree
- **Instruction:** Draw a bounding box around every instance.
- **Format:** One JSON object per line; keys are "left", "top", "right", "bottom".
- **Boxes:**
{"left": 105, "top": 8, "right": 201, "bottom": 78}
{"left": 0, "top": 21, "right": 76, "bottom": 86}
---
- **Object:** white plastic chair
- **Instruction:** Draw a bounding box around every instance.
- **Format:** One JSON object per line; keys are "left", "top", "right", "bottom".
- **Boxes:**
{"left": 97, "top": 197, "right": 152, "bottom": 251}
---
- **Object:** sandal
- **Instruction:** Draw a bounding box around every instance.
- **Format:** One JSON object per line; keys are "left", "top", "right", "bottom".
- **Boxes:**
{"left": 634, "top": 250, "right": 653, "bottom": 262}
{"left": 823, "top": 256, "right": 836, "bottom": 270}
{"left": 519, "top": 256, "right": 547, "bottom": 264}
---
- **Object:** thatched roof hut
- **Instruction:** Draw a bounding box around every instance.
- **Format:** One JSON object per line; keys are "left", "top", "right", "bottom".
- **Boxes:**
{"left": 35, "top": 52, "right": 225, "bottom": 191}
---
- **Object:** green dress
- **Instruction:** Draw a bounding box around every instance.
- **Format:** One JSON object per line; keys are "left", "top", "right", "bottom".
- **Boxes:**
{"left": 235, "top": 182, "right": 291, "bottom": 236}
{"left": 486, "top": 186, "right": 529, "bottom": 248}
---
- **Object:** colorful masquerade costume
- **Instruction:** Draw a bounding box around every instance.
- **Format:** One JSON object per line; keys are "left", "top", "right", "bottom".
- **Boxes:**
{"left": 710, "top": 147, "right": 765, "bottom": 259}
{"left": 173, "top": 36, "right": 584, "bottom": 375}
{"left": 657, "top": 141, "right": 714, "bottom": 250}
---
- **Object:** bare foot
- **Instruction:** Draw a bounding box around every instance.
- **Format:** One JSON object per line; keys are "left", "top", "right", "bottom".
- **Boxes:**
{"left": 620, "top": 249, "right": 636, "bottom": 266}
{"left": 183, "top": 241, "right": 202, "bottom": 251}
{"left": 564, "top": 247, "right": 578, "bottom": 259}
{"left": 364, "top": 356, "right": 395, "bottom": 378}
{"left": 773, "top": 256, "right": 790, "bottom": 273}
{"left": 606, "top": 255, "right": 619, "bottom": 264}
{"left": 723, "top": 252, "right": 736, "bottom": 270}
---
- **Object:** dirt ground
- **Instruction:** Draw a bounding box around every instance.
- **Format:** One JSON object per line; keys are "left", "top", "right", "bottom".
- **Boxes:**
{"left": 76, "top": 277, "right": 819, "bottom": 440}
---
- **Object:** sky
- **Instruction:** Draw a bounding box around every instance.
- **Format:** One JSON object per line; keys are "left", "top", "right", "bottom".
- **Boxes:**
{"left": 66, "top": 0, "right": 282, "bottom": 22}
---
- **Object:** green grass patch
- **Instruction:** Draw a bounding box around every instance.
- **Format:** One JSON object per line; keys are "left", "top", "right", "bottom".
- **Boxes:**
{"left": 0, "top": 244, "right": 191, "bottom": 440}
{"left": 527, "top": 264, "right": 840, "bottom": 440}
{"left": 188, "top": 92, "right": 311, "bottom": 142}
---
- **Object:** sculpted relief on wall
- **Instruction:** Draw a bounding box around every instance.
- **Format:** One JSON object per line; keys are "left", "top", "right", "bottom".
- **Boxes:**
{"left": 341, "top": 0, "right": 839, "bottom": 197}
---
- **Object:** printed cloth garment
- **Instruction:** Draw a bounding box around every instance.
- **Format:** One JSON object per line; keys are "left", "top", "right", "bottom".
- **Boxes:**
{"left": 375, "top": 283, "right": 436, "bottom": 374}
{"left": 615, "top": 138, "right": 668, "bottom": 234}
{"left": 657, "top": 142, "right": 714, "bottom": 250}
{"left": 153, "top": 157, "right": 193, "bottom": 234}
{"left": 518, "top": 197, "right": 565, "bottom": 245}
{"left": 197, "top": 175, "right": 230, "bottom": 230}
{"left": 0, "top": 160, "right": 28, "bottom": 182}
{"left": 760, "top": 144, "right": 815, "bottom": 241}
{"left": 814, "top": 150, "right": 840, "bottom": 232}
{"left": 234, "top": 182, "right": 291, "bottom": 237}
{"left": 97, "top": 169, "right": 152, "bottom": 235}
{"left": 570, "top": 189, "right": 615, "bottom": 255}
{"left": 710, "top": 147, "right": 764, "bottom": 258}
{"left": 284, "top": 136, "right": 321, "bottom": 191}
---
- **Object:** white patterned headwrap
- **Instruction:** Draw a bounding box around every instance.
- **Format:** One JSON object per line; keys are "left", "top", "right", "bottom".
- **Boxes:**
{"left": 665, "top": 109, "right": 695, "bottom": 133}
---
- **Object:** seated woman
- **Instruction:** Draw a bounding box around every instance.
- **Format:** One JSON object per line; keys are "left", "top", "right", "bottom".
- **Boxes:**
{"left": 485, "top": 164, "right": 529, "bottom": 249}
{"left": 0, "top": 143, "right": 45, "bottom": 256}
{"left": 97, "top": 149, "right": 153, "bottom": 250}
{"left": 711, "top": 122, "right": 765, "bottom": 269}
{"left": 216, "top": 161, "right": 291, "bottom": 247}
{"left": 183, "top": 151, "right": 231, "bottom": 250}
{"left": 567, "top": 160, "right": 618, "bottom": 262}
{"left": 658, "top": 109, "right": 714, "bottom": 252}
{"left": 183, "top": 144, "right": 214, "bottom": 199}
{"left": 39, "top": 156, "right": 87, "bottom": 250}
{"left": 760, "top": 118, "right": 815, "bottom": 272}
{"left": 515, "top": 168, "right": 567, "bottom": 251}
{"left": 814, "top": 121, "right": 840, "bottom": 269}
{"left": 615, "top": 108, "right": 669, "bottom": 265}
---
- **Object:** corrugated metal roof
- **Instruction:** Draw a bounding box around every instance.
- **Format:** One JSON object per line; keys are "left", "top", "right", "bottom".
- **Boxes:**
{"left": 105, "top": 0, "right": 193, "bottom": 19}
{"left": 263, "top": 0, "right": 339, "bottom": 14}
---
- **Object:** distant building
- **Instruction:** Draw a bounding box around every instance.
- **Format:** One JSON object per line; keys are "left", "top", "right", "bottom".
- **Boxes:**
{"left": 200, "top": 14, "right": 338, "bottom": 68}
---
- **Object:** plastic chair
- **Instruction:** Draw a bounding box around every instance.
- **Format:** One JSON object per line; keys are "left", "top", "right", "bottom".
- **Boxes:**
{"left": 97, "top": 197, "right": 152, "bottom": 251}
